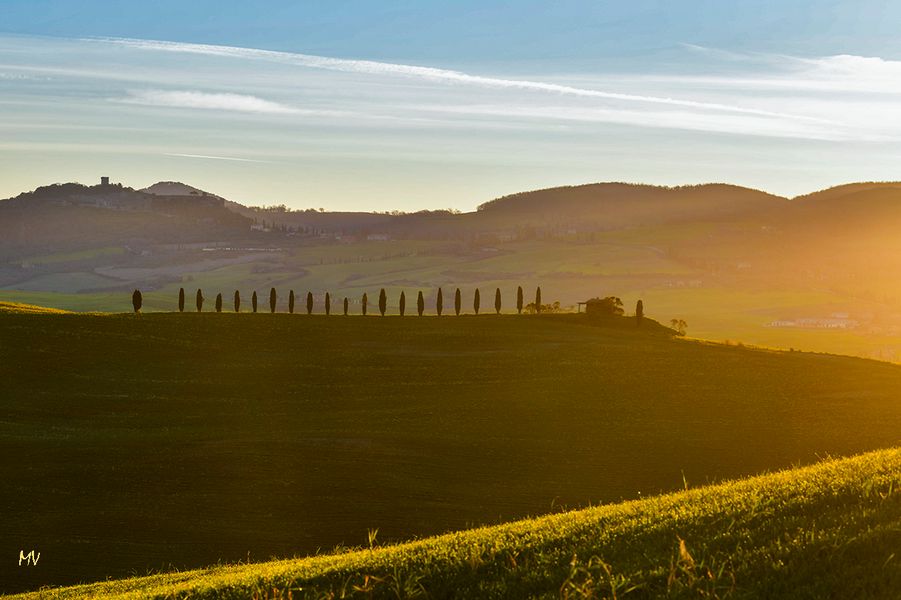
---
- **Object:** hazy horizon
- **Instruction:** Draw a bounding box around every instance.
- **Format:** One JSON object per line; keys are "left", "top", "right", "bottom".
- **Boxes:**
{"left": 3, "top": 1, "right": 901, "bottom": 211}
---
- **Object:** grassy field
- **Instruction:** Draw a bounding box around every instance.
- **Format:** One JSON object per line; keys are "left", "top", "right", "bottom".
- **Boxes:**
{"left": 3, "top": 312, "right": 901, "bottom": 594}
{"left": 10, "top": 447, "right": 901, "bottom": 599}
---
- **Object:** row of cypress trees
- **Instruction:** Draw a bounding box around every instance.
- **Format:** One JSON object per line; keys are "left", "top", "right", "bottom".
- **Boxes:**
{"left": 162, "top": 285, "right": 544, "bottom": 316}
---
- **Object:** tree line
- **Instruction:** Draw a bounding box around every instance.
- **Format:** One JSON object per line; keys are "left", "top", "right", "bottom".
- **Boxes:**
{"left": 132, "top": 286, "right": 553, "bottom": 316}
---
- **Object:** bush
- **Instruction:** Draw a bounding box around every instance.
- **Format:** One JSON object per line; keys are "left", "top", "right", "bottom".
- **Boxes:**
{"left": 132, "top": 289, "right": 142, "bottom": 313}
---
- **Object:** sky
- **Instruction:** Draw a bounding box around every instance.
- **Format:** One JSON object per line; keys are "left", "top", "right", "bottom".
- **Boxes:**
{"left": 1, "top": 0, "right": 900, "bottom": 211}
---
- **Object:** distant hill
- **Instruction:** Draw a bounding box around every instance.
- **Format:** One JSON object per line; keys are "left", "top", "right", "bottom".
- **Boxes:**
{"left": 140, "top": 181, "right": 223, "bottom": 198}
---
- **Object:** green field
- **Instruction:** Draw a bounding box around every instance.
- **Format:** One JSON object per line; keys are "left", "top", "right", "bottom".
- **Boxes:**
{"left": 3, "top": 311, "right": 901, "bottom": 594}
{"left": 12, "top": 447, "right": 901, "bottom": 599}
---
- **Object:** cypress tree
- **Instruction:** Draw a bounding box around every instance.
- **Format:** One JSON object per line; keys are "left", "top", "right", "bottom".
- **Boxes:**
{"left": 234, "top": 290, "right": 241, "bottom": 312}
{"left": 288, "top": 290, "right": 295, "bottom": 314}
{"left": 178, "top": 287, "right": 185, "bottom": 312}
{"left": 494, "top": 288, "right": 501, "bottom": 315}
{"left": 473, "top": 288, "right": 480, "bottom": 315}
{"left": 306, "top": 291, "right": 313, "bottom": 315}
{"left": 325, "top": 292, "right": 331, "bottom": 316}
{"left": 454, "top": 288, "right": 462, "bottom": 316}
{"left": 196, "top": 289, "right": 204, "bottom": 312}
{"left": 215, "top": 293, "right": 223, "bottom": 313}
{"left": 362, "top": 293, "right": 368, "bottom": 316}
{"left": 132, "top": 289, "right": 142, "bottom": 313}
{"left": 252, "top": 291, "right": 258, "bottom": 313}
{"left": 516, "top": 286, "right": 523, "bottom": 314}
{"left": 269, "top": 288, "right": 277, "bottom": 313}
{"left": 636, "top": 299, "right": 644, "bottom": 326}
{"left": 379, "top": 288, "right": 387, "bottom": 316}
{"left": 436, "top": 288, "right": 443, "bottom": 316}
{"left": 399, "top": 291, "right": 406, "bottom": 316}
{"left": 343, "top": 297, "right": 349, "bottom": 316}
{"left": 417, "top": 291, "right": 425, "bottom": 316}
{"left": 536, "top": 286, "right": 542, "bottom": 314}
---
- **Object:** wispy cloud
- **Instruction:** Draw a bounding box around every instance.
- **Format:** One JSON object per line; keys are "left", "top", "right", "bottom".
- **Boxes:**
{"left": 163, "top": 152, "right": 274, "bottom": 163}
{"left": 94, "top": 37, "right": 828, "bottom": 124}
{"left": 116, "top": 89, "right": 303, "bottom": 114}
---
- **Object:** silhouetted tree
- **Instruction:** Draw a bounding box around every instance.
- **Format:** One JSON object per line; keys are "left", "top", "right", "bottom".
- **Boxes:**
{"left": 306, "top": 292, "right": 313, "bottom": 315}
{"left": 454, "top": 288, "right": 462, "bottom": 316}
{"left": 636, "top": 299, "right": 644, "bottom": 326}
{"left": 178, "top": 287, "right": 185, "bottom": 313}
{"left": 474, "top": 288, "right": 480, "bottom": 315}
{"left": 516, "top": 286, "right": 524, "bottom": 314}
{"left": 132, "top": 289, "right": 142, "bottom": 313}
{"left": 535, "top": 287, "right": 542, "bottom": 315}
{"left": 269, "top": 288, "right": 277, "bottom": 313}
{"left": 252, "top": 291, "right": 258, "bottom": 313}
{"left": 436, "top": 288, "right": 443, "bottom": 316}
{"left": 495, "top": 288, "right": 501, "bottom": 315}
{"left": 234, "top": 290, "right": 241, "bottom": 312}
{"left": 379, "top": 288, "right": 387, "bottom": 316}
{"left": 399, "top": 291, "right": 406, "bottom": 316}
{"left": 417, "top": 291, "right": 425, "bottom": 316}
{"left": 343, "top": 297, "right": 349, "bottom": 316}
{"left": 325, "top": 292, "right": 331, "bottom": 316}
{"left": 196, "top": 289, "right": 204, "bottom": 312}
{"left": 287, "top": 290, "right": 295, "bottom": 314}
{"left": 362, "top": 292, "right": 368, "bottom": 316}
{"left": 215, "top": 293, "right": 223, "bottom": 313}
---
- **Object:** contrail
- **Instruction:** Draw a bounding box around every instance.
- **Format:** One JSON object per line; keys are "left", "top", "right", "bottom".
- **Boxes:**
{"left": 164, "top": 153, "right": 273, "bottom": 163}
{"left": 91, "top": 37, "right": 831, "bottom": 124}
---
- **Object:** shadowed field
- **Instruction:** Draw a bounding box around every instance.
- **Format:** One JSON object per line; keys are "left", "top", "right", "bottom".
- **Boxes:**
{"left": 2, "top": 312, "right": 901, "bottom": 593}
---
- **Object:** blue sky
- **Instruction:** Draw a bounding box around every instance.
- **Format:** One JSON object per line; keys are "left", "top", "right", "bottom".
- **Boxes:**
{"left": 1, "top": 1, "right": 900, "bottom": 210}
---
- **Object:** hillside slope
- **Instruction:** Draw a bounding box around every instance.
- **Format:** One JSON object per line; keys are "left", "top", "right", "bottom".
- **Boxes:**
{"left": 3, "top": 311, "right": 901, "bottom": 593}
{"left": 13, "top": 447, "right": 901, "bottom": 599}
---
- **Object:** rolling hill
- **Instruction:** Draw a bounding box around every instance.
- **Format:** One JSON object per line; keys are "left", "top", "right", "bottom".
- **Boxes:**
{"left": 3, "top": 310, "right": 901, "bottom": 593}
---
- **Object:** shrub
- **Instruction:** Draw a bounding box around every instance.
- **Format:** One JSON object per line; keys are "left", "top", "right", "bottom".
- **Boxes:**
{"left": 132, "top": 289, "right": 142, "bottom": 313}
{"left": 516, "top": 286, "right": 523, "bottom": 314}
{"left": 215, "top": 293, "right": 223, "bottom": 313}
{"left": 178, "top": 287, "right": 185, "bottom": 313}
{"left": 307, "top": 292, "right": 313, "bottom": 315}
{"left": 196, "top": 289, "right": 204, "bottom": 312}
{"left": 399, "top": 291, "right": 406, "bottom": 316}
{"left": 379, "top": 288, "right": 387, "bottom": 316}
{"left": 417, "top": 291, "right": 425, "bottom": 316}
{"left": 269, "top": 288, "right": 277, "bottom": 313}
{"left": 288, "top": 290, "right": 295, "bottom": 314}
{"left": 234, "top": 290, "right": 241, "bottom": 312}
{"left": 495, "top": 288, "right": 501, "bottom": 314}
